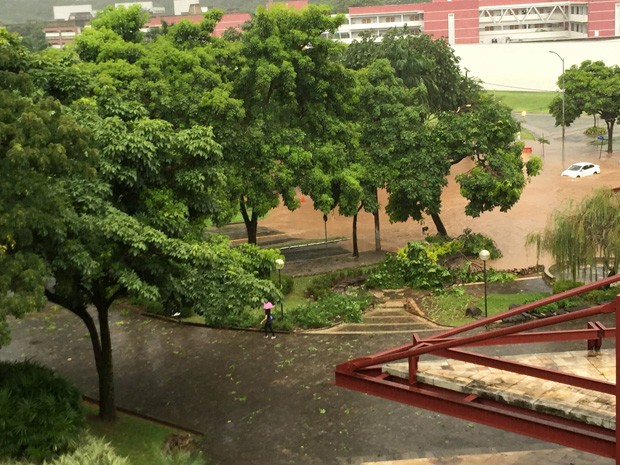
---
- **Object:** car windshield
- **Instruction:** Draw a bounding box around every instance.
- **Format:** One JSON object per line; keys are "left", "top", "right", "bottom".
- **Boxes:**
{"left": 567, "top": 165, "right": 583, "bottom": 171}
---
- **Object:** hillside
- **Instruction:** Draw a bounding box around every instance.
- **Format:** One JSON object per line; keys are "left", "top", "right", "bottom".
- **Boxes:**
{"left": 0, "top": 0, "right": 372, "bottom": 24}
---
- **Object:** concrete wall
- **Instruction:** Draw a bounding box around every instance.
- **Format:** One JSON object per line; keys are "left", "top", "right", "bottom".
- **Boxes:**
{"left": 453, "top": 38, "right": 620, "bottom": 91}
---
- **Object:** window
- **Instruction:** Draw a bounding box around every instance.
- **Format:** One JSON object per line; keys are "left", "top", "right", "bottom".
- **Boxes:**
{"left": 361, "top": 18, "right": 372, "bottom": 24}
{"left": 385, "top": 16, "right": 396, "bottom": 23}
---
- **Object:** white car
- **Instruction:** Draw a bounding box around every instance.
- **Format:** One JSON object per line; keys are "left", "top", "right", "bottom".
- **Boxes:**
{"left": 560, "top": 162, "right": 601, "bottom": 178}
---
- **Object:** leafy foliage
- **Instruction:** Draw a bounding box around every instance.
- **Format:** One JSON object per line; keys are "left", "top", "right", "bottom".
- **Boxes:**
{"left": 366, "top": 231, "right": 506, "bottom": 289}
{"left": 526, "top": 187, "right": 620, "bottom": 281}
{"left": 0, "top": 360, "right": 86, "bottom": 463}
{"left": 549, "top": 60, "right": 620, "bottom": 153}
{"left": 286, "top": 292, "right": 371, "bottom": 329}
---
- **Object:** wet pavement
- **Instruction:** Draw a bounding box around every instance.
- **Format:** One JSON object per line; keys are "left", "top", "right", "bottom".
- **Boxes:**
{"left": 0, "top": 302, "right": 615, "bottom": 465}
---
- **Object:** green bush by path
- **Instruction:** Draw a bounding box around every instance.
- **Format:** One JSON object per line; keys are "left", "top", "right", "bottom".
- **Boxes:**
{"left": 286, "top": 292, "right": 371, "bottom": 329}
{"left": 0, "top": 360, "right": 86, "bottom": 463}
{"left": 85, "top": 404, "right": 206, "bottom": 465}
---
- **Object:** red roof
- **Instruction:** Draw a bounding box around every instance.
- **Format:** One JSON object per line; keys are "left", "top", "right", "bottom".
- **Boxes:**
{"left": 145, "top": 12, "right": 251, "bottom": 36}
{"left": 349, "top": 3, "right": 429, "bottom": 14}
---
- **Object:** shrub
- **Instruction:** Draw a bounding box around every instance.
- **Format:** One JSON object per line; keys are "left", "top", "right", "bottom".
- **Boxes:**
{"left": 287, "top": 292, "right": 371, "bottom": 329}
{"left": 51, "top": 436, "right": 128, "bottom": 465}
{"left": 584, "top": 126, "right": 606, "bottom": 137}
{"left": 304, "top": 269, "right": 367, "bottom": 300}
{"left": 0, "top": 360, "right": 86, "bottom": 463}
{"left": 552, "top": 280, "right": 584, "bottom": 294}
{"left": 365, "top": 254, "right": 406, "bottom": 289}
{"left": 270, "top": 272, "right": 294, "bottom": 296}
{"left": 457, "top": 228, "right": 503, "bottom": 259}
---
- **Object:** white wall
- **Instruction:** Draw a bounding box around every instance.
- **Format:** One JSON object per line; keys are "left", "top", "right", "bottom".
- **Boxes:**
{"left": 53, "top": 5, "right": 94, "bottom": 21}
{"left": 453, "top": 38, "right": 620, "bottom": 91}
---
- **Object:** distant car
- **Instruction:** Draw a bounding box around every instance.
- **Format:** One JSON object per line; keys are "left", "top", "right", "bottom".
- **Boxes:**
{"left": 561, "top": 162, "right": 601, "bottom": 178}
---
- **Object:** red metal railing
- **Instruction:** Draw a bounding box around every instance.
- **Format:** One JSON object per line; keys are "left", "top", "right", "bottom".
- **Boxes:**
{"left": 335, "top": 274, "right": 620, "bottom": 461}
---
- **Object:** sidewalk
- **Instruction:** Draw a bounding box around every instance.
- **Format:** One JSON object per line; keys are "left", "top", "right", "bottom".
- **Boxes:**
{"left": 363, "top": 448, "right": 613, "bottom": 465}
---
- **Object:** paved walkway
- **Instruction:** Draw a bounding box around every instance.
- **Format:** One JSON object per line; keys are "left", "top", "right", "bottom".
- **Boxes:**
{"left": 385, "top": 349, "right": 615, "bottom": 430}
{"left": 363, "top": 448, "right": 613, "bottom": 465}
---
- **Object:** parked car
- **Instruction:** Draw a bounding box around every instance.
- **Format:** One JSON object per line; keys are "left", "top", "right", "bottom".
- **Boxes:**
{"left": 560, "top": 162, "right": 601, "bottom": 178}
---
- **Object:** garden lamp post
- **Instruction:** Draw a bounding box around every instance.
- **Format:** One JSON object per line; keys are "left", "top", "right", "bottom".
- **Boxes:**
{"left": 479, "top": 249, "right": 490, "bottom": 318}
{"left": 549, "top": 50, "right": 565, "bottom": 165}
{"left": 275, "top": 258, "right": 285, "bottom": 319}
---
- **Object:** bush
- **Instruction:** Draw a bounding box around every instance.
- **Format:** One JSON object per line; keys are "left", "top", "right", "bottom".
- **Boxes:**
{"left": 552, "top": 280, "right": 584, "bottom": 294}
{"left": 584, "top": 126, "right": 606, "bottom": 137}
{"left": 52, "top": 436, "right": 128, "bottom": 465}
{"left": 457, "top": 228, "right": 502, "bottom": 259}
{"left": 270, "top": 272, "right": 294, "bottom": 296}
{"left": 0, "top": 360, "right": 86, "bottom": 463}
{"left": 287, "top": 292, "right": 371, "bottom": 329}
{"left": 305, "top": 269, "right": 367, "bottom": 300}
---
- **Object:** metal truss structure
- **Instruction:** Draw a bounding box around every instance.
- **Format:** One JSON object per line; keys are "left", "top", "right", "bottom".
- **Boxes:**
{"left": 335, "top": 274, "right": 620, "bottom": 462}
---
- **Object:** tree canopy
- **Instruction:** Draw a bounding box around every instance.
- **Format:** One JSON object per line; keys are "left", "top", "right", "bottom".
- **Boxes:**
{"left": 549, "top": 60, "right": 620, "bottom": 153}
{"left": 527, "top": 188, "right": 620, "bottom": 281}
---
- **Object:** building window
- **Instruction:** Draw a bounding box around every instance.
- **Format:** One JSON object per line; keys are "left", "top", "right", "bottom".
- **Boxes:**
{"left": 362, "top": 18, "right": 372, "bottom": 24}
{"left": 385, "top": 16, "right": 396, "bottom": 23}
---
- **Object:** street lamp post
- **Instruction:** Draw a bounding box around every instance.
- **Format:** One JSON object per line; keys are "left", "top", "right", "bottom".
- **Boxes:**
{"left": 275, "top": 258, "right": 285, "bottom": 319}
{"left": 549, "top": 51, "right": 565, "bottom": 165}
{"left": 479, "top": 250, "right": 490, "bottom": 318}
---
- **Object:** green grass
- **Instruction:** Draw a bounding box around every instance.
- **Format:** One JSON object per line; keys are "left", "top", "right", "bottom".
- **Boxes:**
{"left": 488, "top": 91, "right": 557, "bottom": 114}
{"left": 423, "top": 289, "right": 549, "bottom": 326}
{"left": 85, "top": 403, "right": 202, "bottom": 465}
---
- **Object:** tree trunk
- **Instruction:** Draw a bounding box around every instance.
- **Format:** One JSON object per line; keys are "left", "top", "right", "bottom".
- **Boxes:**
{"left": 373, "top": 191, "right": 381, "bottom": 251}
{"left": 240, "top": 199, "right": 258, "bottom": 244}
{"left": 431, "top": 213, "right": 448, "bottom": 237}
{"left": 352, "top": 213, "right": 359, "bottom": 258}
{"left": 63, "top": 303, "right": 116, "bottom": 421}
{"left": 606, "top": 119, "right": 614, "bottom": 153}
{"left": 96, "top": 305, "right": 116, "bottom": 421}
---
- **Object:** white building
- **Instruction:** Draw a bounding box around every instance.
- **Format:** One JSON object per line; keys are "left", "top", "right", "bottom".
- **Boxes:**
{"left": 53, "top": 4, "right": 95, "bottom": 21}
{"left": 173, "top": 0, "right": 208, "bottom": 16}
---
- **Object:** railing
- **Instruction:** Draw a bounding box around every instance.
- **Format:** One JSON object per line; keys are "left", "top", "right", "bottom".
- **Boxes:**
{"left": 336, "top": 273, "right": 620, "bottom": 461}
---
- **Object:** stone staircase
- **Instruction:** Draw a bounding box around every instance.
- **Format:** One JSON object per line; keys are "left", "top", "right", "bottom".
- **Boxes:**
{"left": 309, "top": 289, "right": 442, "bottom": 335}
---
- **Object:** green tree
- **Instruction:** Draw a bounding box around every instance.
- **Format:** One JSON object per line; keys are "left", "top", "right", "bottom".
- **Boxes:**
{"left": 6, "top": 22, "right": 48, "bottom": 52}
{"left": 90, "top": 4, "right": 150, "bottom": 43}
{"left": 224, "top": 4, "right": 353, "bottom": 243}
{"left": 1, "top": 29, "right": 281, "bottom": 423}
{"left": 526, "top": 187, "right": 620, "bottom": 281}
{"left": 549, "top": 60, "right": 620, "bottom": 154}
{"left": 344, "top": 30, "right": 472, "bottom": 116}
{"left": 353, "top": 58, "right": 426, "bottom": 252}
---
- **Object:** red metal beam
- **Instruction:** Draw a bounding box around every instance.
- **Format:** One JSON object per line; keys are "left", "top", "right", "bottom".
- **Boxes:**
{"left": 335, "top": 276, "right": 620, "bottom": 462}
{"left": 335, "top": 370, "right": 615, "bottom": 458}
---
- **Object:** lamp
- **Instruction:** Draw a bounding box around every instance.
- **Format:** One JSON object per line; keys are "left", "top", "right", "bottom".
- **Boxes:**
{"left": 275, "top": 258, "right": 285, "bottom": 319}
{"left": 478, "top": 250, "right": 490, "bottom": 318}
{"left": 549, "top": 51, "right": 565, "bottom": 165}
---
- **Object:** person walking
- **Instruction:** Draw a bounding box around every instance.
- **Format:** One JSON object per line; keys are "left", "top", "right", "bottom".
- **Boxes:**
{"left": 261, "top": 301, "right": 276, "bottom": 339}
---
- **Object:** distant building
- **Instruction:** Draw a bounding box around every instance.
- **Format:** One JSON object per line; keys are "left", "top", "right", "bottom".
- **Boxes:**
{"left": 53, "top": 4, "right": 95, "bottom": 21}
{"left": 173, "top": 0, "right": 208, "bottom": 16}
{"left": 144, "top": 12, "right": 251, "bottom": 36}
{"left": 331, "top": 0, "right": 620, "bottom": 45}
{"left": 114, "top": 2, "right": 154, "bottom": 11}
{"left": 47, "top": 5, "right": 95, "bottom": 48}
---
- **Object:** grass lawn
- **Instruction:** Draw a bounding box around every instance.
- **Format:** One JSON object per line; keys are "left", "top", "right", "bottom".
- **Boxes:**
{"left": 487, "top": 90, "right": 557, "bottom": 113}
{"left": 85, "top": 403, "right": 205, "bottom": 465}
{"left": 422, "top": 289, "right": 549, "bottom": 326}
